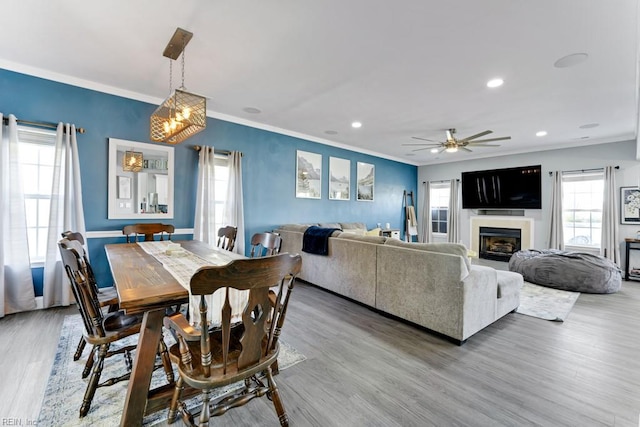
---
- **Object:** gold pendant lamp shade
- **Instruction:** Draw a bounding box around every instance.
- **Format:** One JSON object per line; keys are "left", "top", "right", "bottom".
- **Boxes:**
{"left": 150, "top": 27, "right": 207, "bottom": 144}
{"left": 150, "top": 89, "right": 206, "bottom": 144}
{"left": 123, "top": 151, "right": 143, "bottom": 172}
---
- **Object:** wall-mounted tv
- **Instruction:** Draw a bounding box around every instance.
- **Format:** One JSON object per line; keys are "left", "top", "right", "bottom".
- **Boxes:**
{"left": 461, "top": 165, "right": 542, "bottom": 209}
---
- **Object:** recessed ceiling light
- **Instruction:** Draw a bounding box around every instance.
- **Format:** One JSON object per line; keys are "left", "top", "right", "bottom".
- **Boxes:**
{"left": 579, "top": 123, "right": 599, "bottom": 129}
{"left": 554, "top": 53, "right": 588, "bottom": 68}
{"left": 486, "top": 78, "right": 504, "bottom": 88}
{"left": 351, "top": 121, "right": 362, "bottom": 128}
{"left": 325, "top": 130, "right": 338, "bottom": 135}
{"left": 536, "top": 131, "right": 548, "bottom": 137}
{"left": 242, "top": 107, "right": 261, "bottom": 114}
{"left": 430, "top": 148, "right": 439, "bottom": 153}
{"left": 405, "top": 153, "right": 416, "bottom": 156}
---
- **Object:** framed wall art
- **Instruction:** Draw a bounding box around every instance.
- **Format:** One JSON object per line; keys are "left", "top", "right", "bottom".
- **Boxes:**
{"left": 329, "top": 157, "right": 350, "bottom": 200}
{"left": 117, "top": 176, "right": 131, "bottom": 199}
{"left": 357, "top": 162, "right": 374, "bottom": 201}
{"left": 621, "top": 186, "right": 640, "bottom": 224}
{"left": 296, "top": 150, "right": 322, "bottom": 199}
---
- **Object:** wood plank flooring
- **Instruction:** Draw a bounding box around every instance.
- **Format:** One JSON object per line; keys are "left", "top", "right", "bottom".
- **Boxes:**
{"left": 1, "top": 280, "right": 640, "bottom": 426}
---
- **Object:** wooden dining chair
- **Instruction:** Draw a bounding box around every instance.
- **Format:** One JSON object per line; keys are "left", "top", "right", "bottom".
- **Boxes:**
{"left": 123, "top": 223, "right": 175, "bottom": 242}
{"left": 163, "top": 253, "right": 302, "bottom": 426}
{"left": 216, "top": 226, "right": 237, "bottom": 251}
{"left": 58, "top": 238, "right": 175, "bottom": 418}
{"left": 249, "top": 232, "right": 282, "bottom": 258}
{"left": 61, "top": 231, "right": 119, "bottom": 364}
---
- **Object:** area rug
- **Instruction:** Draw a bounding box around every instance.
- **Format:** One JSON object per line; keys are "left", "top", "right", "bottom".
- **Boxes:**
{"left": 515, "top": 281, "right": 580, "bottom": 322}
{"left": 38, "top": 315, "right": 306, "bottom": 426}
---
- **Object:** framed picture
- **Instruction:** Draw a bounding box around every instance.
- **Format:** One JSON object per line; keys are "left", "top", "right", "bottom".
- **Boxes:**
{"left": 117, "top": 176, "right": 131, "bottom": 199}
{"left": 296, "top": 150, "right": 322, "bottom": 199}
{"left": 621, "top": 186, "right": 640, "bottom": 224}
{"left": 329, "top": 157, "right": 350, "bottom": 200}
{"left": 357, "top": 162, "right": 375, "bottom": 201}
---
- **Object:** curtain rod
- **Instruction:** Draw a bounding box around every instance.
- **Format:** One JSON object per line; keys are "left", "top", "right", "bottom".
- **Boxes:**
{"left": 2, "top": 117, "right": 86, "bottom": 134}
{"left": 192, "top": 145, "right": 243, "bottom": 156}
{"left": 422, "top": 179, "right": 460, "bottom": 184}
{"left": 548, "top": 166, "right": 619, "bottom": 176}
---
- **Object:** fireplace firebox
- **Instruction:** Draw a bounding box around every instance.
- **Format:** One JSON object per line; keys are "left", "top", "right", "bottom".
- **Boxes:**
{"left": 479, "top": 227, "right": 521, "bottom": 262}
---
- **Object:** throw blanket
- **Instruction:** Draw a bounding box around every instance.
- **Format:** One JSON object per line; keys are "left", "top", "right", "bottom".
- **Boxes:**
{"left": 303, "top": 226, "right": 340, "bottom": 255}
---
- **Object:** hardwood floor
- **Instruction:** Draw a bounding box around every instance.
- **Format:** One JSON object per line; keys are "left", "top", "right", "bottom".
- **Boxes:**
{"left": 2, "top": 280, "right": 640, "bottom": 426}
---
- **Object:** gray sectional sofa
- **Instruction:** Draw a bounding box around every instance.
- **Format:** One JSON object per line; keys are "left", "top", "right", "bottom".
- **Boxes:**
{"left": 275, "top": 223, "right": 523, "bottom": 343}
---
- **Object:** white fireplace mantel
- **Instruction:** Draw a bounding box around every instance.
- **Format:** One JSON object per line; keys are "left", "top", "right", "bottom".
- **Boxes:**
{"left": 470, "top": 216, "right": 534, "bottom": 253}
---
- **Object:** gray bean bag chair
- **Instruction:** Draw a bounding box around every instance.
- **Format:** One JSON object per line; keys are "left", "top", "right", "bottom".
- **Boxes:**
{"left": 509, "top": 249, "right": 622, "bottom": 293}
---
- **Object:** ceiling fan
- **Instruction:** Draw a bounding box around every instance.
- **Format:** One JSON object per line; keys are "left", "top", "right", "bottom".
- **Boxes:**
{"left": 403, "top": 128, "right": 511, "bottom": 153}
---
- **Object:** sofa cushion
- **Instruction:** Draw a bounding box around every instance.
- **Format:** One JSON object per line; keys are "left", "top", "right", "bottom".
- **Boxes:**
{"left": 318, "top": 222, "right": 342, "bottom": 230}
{"left": 336, "top": 233, "right": 387, "bottom": 244}
{"left": 383, "top": 239, "right": 472, "bottom": 271}
{"left": 277, "top": 224, "right": 316, "bottom": 232}
{"left": 340, "top": 222, "right": 367, "bottom": 231}
{"left": 341, "top": 228, "right": 366, "bottom": 235}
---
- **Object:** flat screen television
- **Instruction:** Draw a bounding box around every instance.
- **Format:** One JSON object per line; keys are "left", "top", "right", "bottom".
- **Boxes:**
{"left": 461, "top": 165, "right": 542, "bottom": 209}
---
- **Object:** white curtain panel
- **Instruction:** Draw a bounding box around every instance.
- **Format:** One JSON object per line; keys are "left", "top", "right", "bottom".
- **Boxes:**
{"left": 548, "top": 171, "right": 564, "bottom": 250}
{"left": 601, "top": 166, "right": 620, "bottom": 264}
{"left": 43, "top": 123, "right": 86, "bottom": 308}
{"left": 0, "top": 114, "right": 36, "bottom": 317}
{"left": 447, "top": 179, "right": 460, "bottom": 243}
{"left": 420, "top": 181, "right": 431, "bottom": 243}
{"left": 222, "top": 151, "right": 245, "bottom": 254}
{"left": 193, "top": 146, "right": 216, "bottom": 245}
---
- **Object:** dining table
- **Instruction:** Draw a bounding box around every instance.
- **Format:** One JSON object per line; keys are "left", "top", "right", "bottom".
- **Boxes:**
{"left": 105, "top": 239, "right": 245, "bottom": 427}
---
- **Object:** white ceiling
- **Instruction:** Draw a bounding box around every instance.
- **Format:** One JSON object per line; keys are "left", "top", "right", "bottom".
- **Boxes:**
{"left": 1, "top": 0, "right": 638, "bottom": 166}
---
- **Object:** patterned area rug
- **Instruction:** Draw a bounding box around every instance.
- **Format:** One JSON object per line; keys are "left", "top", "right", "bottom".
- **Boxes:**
{"left": 515, "top": 281, "right": 580, "bottom": 322}
{"left": 38, "top": 315, "right": 306, "bottom": 426}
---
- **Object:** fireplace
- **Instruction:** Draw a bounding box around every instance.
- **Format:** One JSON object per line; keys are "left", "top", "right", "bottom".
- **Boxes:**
{"left": 479, "top": 227, "right": 521, "bottom": 262}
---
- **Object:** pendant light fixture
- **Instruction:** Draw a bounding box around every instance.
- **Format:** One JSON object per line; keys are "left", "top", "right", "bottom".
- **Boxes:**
{"left": 150, "top": 27, "right": 206, "bottom": 144}
{"left": 123, "top": 150, "right": 143, "bottom": 172}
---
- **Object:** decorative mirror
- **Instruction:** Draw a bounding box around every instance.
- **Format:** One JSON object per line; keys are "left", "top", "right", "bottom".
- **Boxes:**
{"left": 107, "top": 138, "right": 174, "bottom": 219}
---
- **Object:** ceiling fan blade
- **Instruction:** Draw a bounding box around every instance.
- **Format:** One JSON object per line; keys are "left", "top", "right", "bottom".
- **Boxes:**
{"left": 411, "top": 136, "right": 440, "bottom": 142}
{"left": 411, "top": 146, "right": 438, "bottom": 152}
{"left": 402, "top": 143, "right": 442, "bottom": 146}
{"left": 459, "top": 130, "right": 492, "bottom": 142}
{"left": 467, "top": 136, "right": 511, "bottom": 143}
{"left": 466, "top": 143, "right": 501, "bottom": 147}
{"left": 460, "top": 147, "right": 473, "bottom": 152}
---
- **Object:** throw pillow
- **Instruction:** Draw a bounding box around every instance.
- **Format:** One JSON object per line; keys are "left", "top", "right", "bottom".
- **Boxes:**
{"left": 383, "top": 239, "right": 471, "bottom": 271}
{"left": 366, "top": 227, "right": 381, "bottom": 236}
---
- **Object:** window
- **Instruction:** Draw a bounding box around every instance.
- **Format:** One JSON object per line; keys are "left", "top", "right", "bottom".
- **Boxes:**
{"left": 562, "top": 170, "right": 604, "bottom": 249}
{"left": 213, "top": 154, "right": 230, "bottom": 235}
{"left": 16, "top": 127, "right": 56, "bottom": 263}
{"left": 430, "top": 182, "right": 450, "bottom": 235}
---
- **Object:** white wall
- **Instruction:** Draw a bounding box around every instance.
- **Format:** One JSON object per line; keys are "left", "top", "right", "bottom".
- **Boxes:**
{"left": 418, "top": 140, "right": 640, "bottom": 263}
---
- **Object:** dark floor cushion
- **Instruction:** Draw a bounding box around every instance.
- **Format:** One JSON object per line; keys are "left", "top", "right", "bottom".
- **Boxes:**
{"left": 508, "top": 249, "right": 622, "bottom": 293}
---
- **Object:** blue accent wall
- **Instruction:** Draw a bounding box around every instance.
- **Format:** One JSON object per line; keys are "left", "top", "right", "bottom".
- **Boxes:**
{"left": 1, "top": 68, "right": 417, "bottom": 291}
